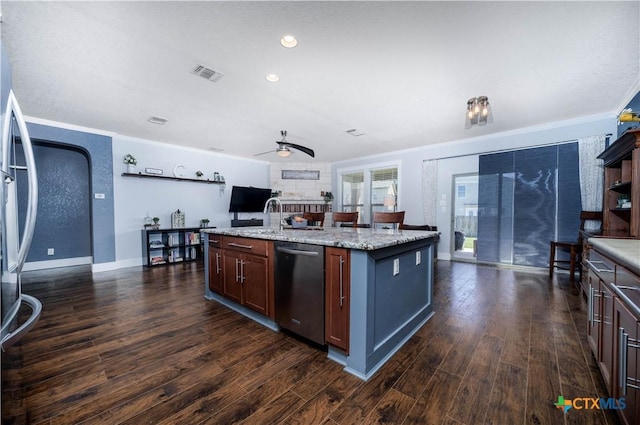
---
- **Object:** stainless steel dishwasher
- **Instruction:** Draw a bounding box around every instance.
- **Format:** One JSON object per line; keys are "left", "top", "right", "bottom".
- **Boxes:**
{"left": 274, "top": 241, "right": 325, "bottom": 345}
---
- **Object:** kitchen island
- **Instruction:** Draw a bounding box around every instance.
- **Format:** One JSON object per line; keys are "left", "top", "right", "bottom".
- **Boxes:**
{"left": 202, "top": 226, "right": 439, "bottom": 380}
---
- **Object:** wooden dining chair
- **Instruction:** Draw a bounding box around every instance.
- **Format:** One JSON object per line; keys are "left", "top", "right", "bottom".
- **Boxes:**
{"left": 332, "top": 211, "right": 359, "bottom": 228}
{"left": 302, "top": 212, "right": 325, "bottom": 227}
{"left": 372, "top": 211, "right": 405, "bottom": 230}
{"left": 549, "top": 210, "right": 603, "bottom": 282}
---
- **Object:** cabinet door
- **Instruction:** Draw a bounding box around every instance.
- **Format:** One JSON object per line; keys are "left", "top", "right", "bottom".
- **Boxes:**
{"left": 615, "top": 299, "right": 639, "bottom": 425}
{"left": 325, "top": 247, "right": 350, "bottom": 352}
{"left": 222, "top": 250, "right": 243, "bottom": 305}
{"left": 208, "top": 247, "right": 223, "bottom": 294}
{"left": 600, "top": 282, "right": 615, "bottom": 393}
{"left": 587, "top": 269, "right": 602, "bottom": 357}
{"left": 242, "top": 253, "right": 269, "bottom": 316}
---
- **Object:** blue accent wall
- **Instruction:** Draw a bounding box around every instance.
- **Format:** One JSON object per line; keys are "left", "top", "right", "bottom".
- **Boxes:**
{"left": 16, "top": 142, "right": 92, "bottom": 261}
{"left": 25, "top": 124, "right": 114, "bottom": 264}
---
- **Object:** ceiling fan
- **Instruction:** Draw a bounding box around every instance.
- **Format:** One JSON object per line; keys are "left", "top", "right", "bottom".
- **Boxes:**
{"left": 253, "top": 130, "right": 315, "bottom": 158}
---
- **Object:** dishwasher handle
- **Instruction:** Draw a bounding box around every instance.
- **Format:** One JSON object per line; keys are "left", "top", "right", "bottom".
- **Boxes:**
{"left": 276, "top": 247, "right": 319, "bottom": 257}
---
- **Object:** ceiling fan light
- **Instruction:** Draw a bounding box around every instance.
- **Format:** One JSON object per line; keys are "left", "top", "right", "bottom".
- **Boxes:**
{"left": 276, "top": 146, "right": 292, "bottom": 157}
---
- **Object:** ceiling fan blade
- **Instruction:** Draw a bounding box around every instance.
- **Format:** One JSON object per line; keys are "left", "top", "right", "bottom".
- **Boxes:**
{"left": 278, "top": 142, "right": 315, "bottom": 158}
{"left": 253, "top": 149, "right": 276, "bottom": 156}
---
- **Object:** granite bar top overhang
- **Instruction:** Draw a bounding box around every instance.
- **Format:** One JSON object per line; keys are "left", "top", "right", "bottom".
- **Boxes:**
{"left": 589, "top": 238, "right": 640, "bottom": 276}
{"left": 201, "top": 226, "right": 439, "bottom": 251}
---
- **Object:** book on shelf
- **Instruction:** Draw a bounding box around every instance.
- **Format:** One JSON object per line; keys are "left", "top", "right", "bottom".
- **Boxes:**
{"left": 150, "top": 256, "right": 166, "bottom": 265}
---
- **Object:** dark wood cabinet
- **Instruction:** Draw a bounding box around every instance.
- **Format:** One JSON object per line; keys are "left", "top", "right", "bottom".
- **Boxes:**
{"left": 615, "top": 298, "right": 639, "bottom": 425}
{"left": 601, "top": 282, "right": 615, "bottom": 394}
{"left": 208, "top": 247, "right": 223, "bottom": 294}
{"left": 586, "top": 244, "right": 640, "bottom": 425}
{"left": 325, "top": 247, "right": 350, "bottom": 352}
{"left": 222, "top": 250, "right": 245, "bottom": 305}
{"left": 208, "top": 235, "right": 223, "bottom": 294}
{"left": 217, "top": 236, "right": 273, "bottom": 318}
{"left": 598, "top": 129, "right": 640, "bottom": 237}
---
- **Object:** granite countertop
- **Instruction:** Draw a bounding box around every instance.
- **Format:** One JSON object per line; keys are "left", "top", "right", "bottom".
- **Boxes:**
{"left": 589, "top": 238, "right": 640, "bottom": 276}
{"left": 201, "top": 226, "right": 439, "bottom": 251}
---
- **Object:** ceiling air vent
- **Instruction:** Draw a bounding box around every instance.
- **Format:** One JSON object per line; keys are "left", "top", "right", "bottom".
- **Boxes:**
{"left": 346, "top": 128, "right": 365, "bottom": 137}
{"left": 148, "top": 116, "right": 168, "bottom": 125}
{"left": 191, "top": 64, "right": 224, "bottom": 83}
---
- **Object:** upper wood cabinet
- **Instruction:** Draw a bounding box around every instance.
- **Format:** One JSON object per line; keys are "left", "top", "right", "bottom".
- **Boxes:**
{"left": 598, "top": 129, "right": 640, "bottom": 237}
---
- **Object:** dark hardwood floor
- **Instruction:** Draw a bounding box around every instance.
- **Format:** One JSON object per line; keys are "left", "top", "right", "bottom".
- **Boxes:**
{"left": 1, "top": 260, "right": 620, "bottom": 425}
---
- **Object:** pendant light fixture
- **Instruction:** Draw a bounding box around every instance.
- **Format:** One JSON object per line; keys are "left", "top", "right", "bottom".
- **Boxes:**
{"left": 465, "top": 96, "right": 493, "bottom": 128}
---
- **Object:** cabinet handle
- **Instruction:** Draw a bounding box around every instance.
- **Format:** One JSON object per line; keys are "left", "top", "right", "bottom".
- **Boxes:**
{"left": 339, "top": 255, "right": 345, "bottom": 307}
{"left": 240, "top": 260, "right": 246, "bottom": 283}
{"left": 620, "top": 327, "right": 629, "bottom": 396}
{"left": 588, "top": 286, "right": 601, "bottom": 325}
{"left": 585, "top": 259, "right": 614, "bottom": 273}
{"left": 235, "top": 258, "right": 240, "bottom": 282}
{"left": 228, "top": 242, "right": 253, "bottom": 250}
{"left": 210, "top": 239, "right": 220, "bottom": 244}
{"left": 215, "top": 252, "right": 221, "bottom": 274}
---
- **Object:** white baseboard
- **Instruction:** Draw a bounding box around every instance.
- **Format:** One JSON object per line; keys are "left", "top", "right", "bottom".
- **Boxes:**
{"left": 92, "top": 258, "right": 142, "bottom": 273}
{"left": 23, "top": 256, "right": 93, "bottom": 271}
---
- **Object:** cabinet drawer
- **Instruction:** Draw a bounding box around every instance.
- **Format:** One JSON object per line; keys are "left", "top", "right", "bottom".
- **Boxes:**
{"left": 586, "top": 249, "right": 616, "bottom": 283}
{"left": 222, "top": 236, "right": 270, "bottom": 256}
{"left": 208, "top": 234, "right": 222, "bottom": 247}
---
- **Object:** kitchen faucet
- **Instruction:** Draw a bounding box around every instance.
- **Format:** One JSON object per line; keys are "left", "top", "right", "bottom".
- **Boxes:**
{"left": 263, "top": 197, "right": 285, "bottom": 231}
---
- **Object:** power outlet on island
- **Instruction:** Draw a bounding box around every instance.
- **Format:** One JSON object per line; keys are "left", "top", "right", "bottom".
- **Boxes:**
{"left": 393, "top": 258, "right": 400, "bottom": 276}
{"left": 47, "top": 248, "right": 54, "bottom": 256}
{"left": 416, "top": 251, "right": 421, "bottom": 265}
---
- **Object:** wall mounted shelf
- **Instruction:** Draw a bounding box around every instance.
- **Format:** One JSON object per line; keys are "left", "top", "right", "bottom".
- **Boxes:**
{"left": 121, "top": 172, "right": 225, "bottom": 185}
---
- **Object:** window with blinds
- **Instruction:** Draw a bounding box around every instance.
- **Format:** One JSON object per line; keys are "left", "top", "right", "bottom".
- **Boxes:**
{"left": 339, "top": 166, "right": 398, "bottom": 224}
{"left": 341, "top": 171, "right": 364, "bottom": 218}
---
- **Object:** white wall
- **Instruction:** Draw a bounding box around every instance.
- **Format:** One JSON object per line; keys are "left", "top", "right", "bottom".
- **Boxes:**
{"left": 113, "top": 135, "right": 269, "bottom": 267}
{"left": 332, "top": 114, "right": 618, "bottom": 260}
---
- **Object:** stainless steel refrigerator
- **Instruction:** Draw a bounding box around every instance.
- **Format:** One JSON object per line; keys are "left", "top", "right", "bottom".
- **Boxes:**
{"left": 0, "top": 89, "right": 41, "bottom": 351}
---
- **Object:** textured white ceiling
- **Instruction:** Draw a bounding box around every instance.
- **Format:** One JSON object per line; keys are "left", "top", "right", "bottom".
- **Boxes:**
{"left": 1, "top": 1, "right": 639, "bottom": 162}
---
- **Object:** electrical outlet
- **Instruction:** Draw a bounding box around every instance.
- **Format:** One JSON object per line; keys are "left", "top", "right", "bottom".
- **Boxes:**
{"left": 47, "top": 248, "right": 54, "bottom": 256}
{"left": 416, "top": 251, "right": 421, "bottom": 265}
{"left": 393, "top": 258, "right": 399, "bottom": 276}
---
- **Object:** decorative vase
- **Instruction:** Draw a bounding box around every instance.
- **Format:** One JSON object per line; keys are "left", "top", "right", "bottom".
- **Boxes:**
{"left": 127, "top": 164, "right": 136, "bottom": 174}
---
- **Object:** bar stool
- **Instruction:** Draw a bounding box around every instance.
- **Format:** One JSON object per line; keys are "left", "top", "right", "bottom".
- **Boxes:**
{"left": 302, "top": 212, "right": 325, "bottom": 227}
{"left": 332, "top": 211, "right": 358, "bottom": 228}
{"left": 372, "top": 211, "right": 405, "bottom": 230}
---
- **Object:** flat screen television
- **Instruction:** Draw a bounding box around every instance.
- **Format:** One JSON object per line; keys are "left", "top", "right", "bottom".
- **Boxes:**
{"left": 228, "top": 185, "right": 272, "bottom": 213}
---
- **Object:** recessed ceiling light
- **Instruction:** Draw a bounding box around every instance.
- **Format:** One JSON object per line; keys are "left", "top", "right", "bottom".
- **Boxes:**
{"left": 280, "top": 34, "right": 298, "bottom": 48}
{"left": 148, "top": 116, "right": 168, "bottom": 125}
{"left": 266, "top": 74, "right": 280, "bottom": 83}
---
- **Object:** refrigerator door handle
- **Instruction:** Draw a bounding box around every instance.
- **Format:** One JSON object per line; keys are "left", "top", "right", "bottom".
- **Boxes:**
{"left": 2, "top": 90, "right": 38, "bottom": 272}
{"left": 0, "top": 294, "right": 42, "bottom": 351}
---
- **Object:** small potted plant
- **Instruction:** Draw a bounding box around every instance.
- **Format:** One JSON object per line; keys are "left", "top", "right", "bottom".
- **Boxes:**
{"left": 152, "top": 217, "right": 160, "bottom": 229}
{"left": 195, "top": 170, "right": 204, "bottom": 179}
{"left": 323, "top": 191, "right": 333, "bottom": 203}
{"left": 200, "top": 218, "right": 210, "bottom": 228}
{"left": 123, "top": 154, "right": 137, "bottom": 173}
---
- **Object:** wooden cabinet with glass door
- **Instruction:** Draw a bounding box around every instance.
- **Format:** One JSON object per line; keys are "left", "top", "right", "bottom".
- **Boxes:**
{"left": 598, "top": 129, "right": 640, "bottom": 237}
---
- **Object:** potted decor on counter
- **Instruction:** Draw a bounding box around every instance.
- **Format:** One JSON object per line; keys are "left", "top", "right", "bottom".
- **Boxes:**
{"left": 123, "top": 153, "right": 137, "bottom": 173}
{"left": 200, "top": 218, "right": 210, "bottom": 228}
